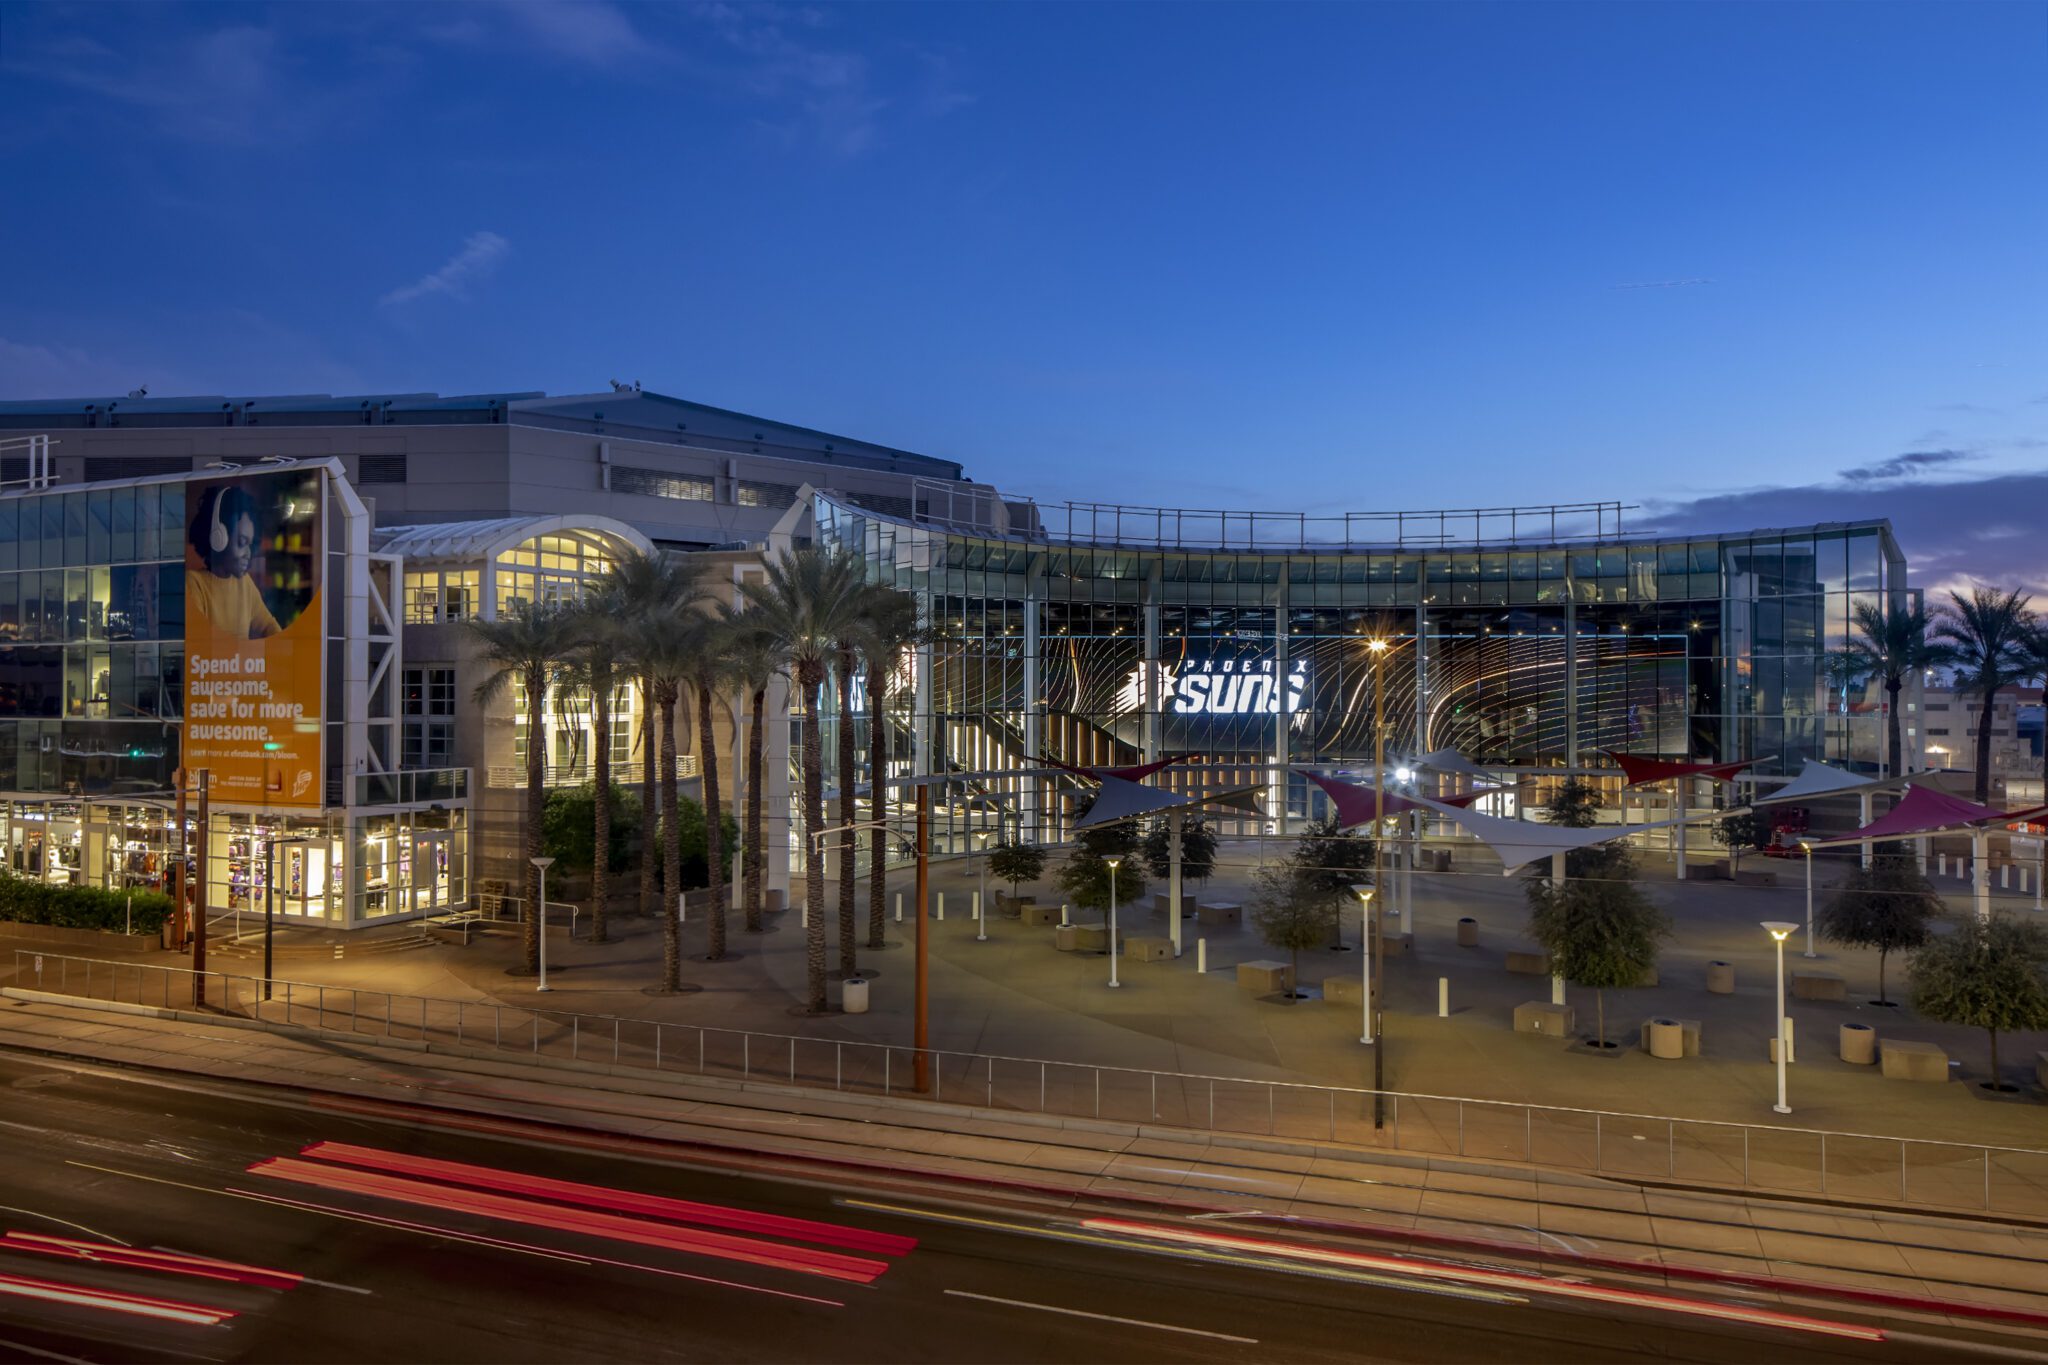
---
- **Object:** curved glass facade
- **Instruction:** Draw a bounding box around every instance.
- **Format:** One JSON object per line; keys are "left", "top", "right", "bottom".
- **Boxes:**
{"left": 816, "top": 492, "right": 1910, "bottom": 841}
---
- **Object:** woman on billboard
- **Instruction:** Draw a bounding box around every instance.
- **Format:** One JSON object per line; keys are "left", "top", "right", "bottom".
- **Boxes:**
{"left": 186, "top": 483, "right": 283, "bottom": 640}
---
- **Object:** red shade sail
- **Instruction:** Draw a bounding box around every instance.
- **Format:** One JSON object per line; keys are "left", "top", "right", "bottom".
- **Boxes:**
{"left": 1605, "top": 752, "right": 1753, "bottom": 788}
{"left": 1848, "top": 784, "right": 2048, "bottom": 842}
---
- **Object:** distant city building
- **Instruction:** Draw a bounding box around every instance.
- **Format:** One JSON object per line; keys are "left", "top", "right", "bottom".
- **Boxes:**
{"left": 1913, "top": 683, "right": 2046, "bottom": 805}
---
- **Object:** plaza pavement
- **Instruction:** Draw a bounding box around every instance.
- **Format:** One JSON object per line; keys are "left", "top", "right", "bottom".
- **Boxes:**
{"left": 9, "top": 839, "right": 2046, "bottom": 1149}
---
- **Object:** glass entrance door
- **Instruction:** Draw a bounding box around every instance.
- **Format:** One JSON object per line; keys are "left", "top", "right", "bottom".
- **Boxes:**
{"left": 411, "top": 832, "right": 453, "bottom": 913}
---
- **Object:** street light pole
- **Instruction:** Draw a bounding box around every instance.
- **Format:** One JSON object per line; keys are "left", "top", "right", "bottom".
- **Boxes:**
{"left": 1351, "top": 886, "right": 1376, "bottom": 1044}
{"left": 261, "top": 741, "right": 282, "bottom": 1002}
{"left": 974, "top": 829, "right": 992, "bottom": 942}
{"left": 1800, "top": 840, "right": 1816, "bottom": 958}
{"left": 1763, "top": 920, "right": 1796, "bottom": 1115}
{"left": 1368, "top": 638, "right": 1388, "bottom": 1129}
{"left": 1106, "top": 855, "right": 1122, "bottom": 988}
{"left": 533, "top": 855, "right": 556, "bottom": 992}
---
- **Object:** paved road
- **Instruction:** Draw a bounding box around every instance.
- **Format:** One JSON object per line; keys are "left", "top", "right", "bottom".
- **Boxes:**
{"left": 0, "top": 1049, "right": 2019, "bottom": 1364}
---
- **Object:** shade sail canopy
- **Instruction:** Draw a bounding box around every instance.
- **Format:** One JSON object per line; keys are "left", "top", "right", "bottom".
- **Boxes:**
{"left": 1301, "top": 770, "right": 1494, "bottom": 827}
{"left": 1840, "top": 784, "right": 2048, "bottom": 843}
{"left": 1072, "top": 774, "right": 1196, "bottom": 828}
{"left": 1404, "top": 795, "right": 1651, "bottom": 875}
{"left": 1753, "top": 759, "right": 1877, "bottom": 806}
{"left": 1417, "top": 748, "right": 1504, "bottom": 781}
{"left": 1190, "top": 785, "right": 1265, "bottom": 817}
{"left": 1606, "top": 752, "right": 1754, "bottom": 787}
{"left": 1042, "top": 752, "right": 1199, "bottom": 783}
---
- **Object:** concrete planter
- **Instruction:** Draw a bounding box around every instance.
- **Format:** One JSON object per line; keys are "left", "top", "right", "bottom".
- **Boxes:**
{"left": 0, "top": 920, "right": 162, "bottom": 952}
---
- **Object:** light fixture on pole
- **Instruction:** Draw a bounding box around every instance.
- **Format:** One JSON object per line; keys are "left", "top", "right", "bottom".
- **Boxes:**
{"left": 261, "top": 740, "right": 282, "bottom": 1001}
{"left": 1366, "top": 638, "right": 1389, "bottom": 1130}
{"left": 1106, "top": 855, "right": 1123, "bottom": 988}
{"left": 1762, "top": 920, "right": 1796, "bottom": 1115}
{"left": 533, "top": 855, "right": 557, "bottom": 992}
{"left": 1799, "top": 840, "right": 1816, "bottom": 958}
{"left": 1351, "top": 885, "right": 1376, "bottom": 1045}
{"left": 974, "top": 828, "right": 995, "bottom": 942}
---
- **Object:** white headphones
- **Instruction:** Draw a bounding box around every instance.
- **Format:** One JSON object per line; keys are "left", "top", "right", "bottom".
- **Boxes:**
{"left": 208, "top": 488, "right": 229, "bottom": 554}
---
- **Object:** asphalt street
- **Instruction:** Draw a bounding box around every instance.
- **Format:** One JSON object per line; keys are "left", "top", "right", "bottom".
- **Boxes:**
{"left": 0, "top": 1048, "right": 2024, "bottom": 1364}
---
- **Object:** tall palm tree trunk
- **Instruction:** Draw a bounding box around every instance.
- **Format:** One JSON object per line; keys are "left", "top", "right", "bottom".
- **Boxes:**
{"left": 801, "top": 673, "right": 827, "bottom": 1012}
{"left": 698, "top": 684, "right": 728, "bottom": 960}
{"left": 638, "top": 673, "right": 658, "bottom": 919}
{"left": 658, "top": 683, "right": 683, "bottom": 992}
{"left": 836, "top": 647, "right": 858, "bottom": 978}
{"left": 591, "top": 669, "right": 612, "bottom": 944}
{"left": 1972, "top": 683, "right": 2000, "bottom": 804}
{"left": 522, "top": 672, "right": 546, "bottom": 975}
{"left": 1885, "top": 674, "right": 1903, "bottom": 779}
{"left": 866, "top": 659, "right": 889, "bottom": 949}
{"left": 745, "top": 683, "right": 766, "bottom": 933}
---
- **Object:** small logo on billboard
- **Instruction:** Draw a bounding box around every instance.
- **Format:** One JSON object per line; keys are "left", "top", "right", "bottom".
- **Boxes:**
{"left": 292, "top": 770, "right": 313, "bottom": 799}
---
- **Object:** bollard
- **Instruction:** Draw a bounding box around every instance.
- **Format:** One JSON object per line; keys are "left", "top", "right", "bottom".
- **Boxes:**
{"left": 936, "top": 892, "right": 946, "bottom": 921}
{"left": 1551, "top": 974, "right": 1565, "bottom": 1007}
{"left": 1197, "top": 938, "right": 1207, "bottom": 974}
{"left": 895, "top": 891, "right": 903, "bottom": 923}
{"left": 678, "top": 892, "right": 687, "bottom": 924}
{"left": 2001, "top": 865, "right": 2010, "bottom": 889}
{"left": 1061, "top": 903, "right": 1070, "bottom": 927}
{"left": 972, "top": 891, "right": 981, "bottom": 921}
{"left": 1438, "top": 977, "right": 1449, "bottom": 1018}
{"left": 1939, "top": 854, "right": 1948, "bottom": 876}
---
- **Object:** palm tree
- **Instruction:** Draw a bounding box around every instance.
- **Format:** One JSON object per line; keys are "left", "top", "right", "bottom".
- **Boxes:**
{"left": 861, "top": 587, "right": 922, "bottom": 950}
{"left": 833, "top": 630, "right": 862, "bottom": 979}
{"left": 1934, "top": 587, "right": 2036, "bottom": 804}
{"left": 611, "top": 550, "right": 708, "bottom": 992}
{"left": 462, "top": 600, "right": 586, "bottom": 975}
{"left": 1849, "top": 599, "right": 1952, "bottom": 779}
{"left": 606, "top": 549, "right": 672, "bottom": 924}
{"left": 682, "top": 602, "right": 736, "bottom": 962}
{"left": 740, "top": 544, "right": 872, "bottom": 1013}
{"left": 722, "top": 610, "right": 787, "bottom": 934}
{"left": 560, "top": 598, "right": 627, "bottom": 943}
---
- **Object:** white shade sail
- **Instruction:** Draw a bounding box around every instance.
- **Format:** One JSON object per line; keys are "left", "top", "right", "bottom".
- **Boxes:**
{"left": 1753, "top": 759, "right": 1880, "bottom": 806}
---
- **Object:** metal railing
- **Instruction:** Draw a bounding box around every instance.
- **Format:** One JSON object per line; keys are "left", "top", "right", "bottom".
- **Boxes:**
{"left": 11, "top": 949, "right": 2048, "bottom": 1222}
{"left": 484, "top": 756, "right": 695, "bottom": 790}
{"left": 900, "top": 481, "right": 1638, "bottom": 553}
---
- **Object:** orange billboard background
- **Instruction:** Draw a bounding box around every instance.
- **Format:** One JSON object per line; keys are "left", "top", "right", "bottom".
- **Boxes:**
{"left": 182, "top": 469, "right": 325, "bottom": 808}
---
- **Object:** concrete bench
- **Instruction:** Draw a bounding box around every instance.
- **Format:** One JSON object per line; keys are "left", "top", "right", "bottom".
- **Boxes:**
{"left": 1055, "top": 924, "right": 1107, "bottom": 952}
{"left": 1378, "top": 933, "right": 1414, "bottom": 958}
{"left": 1505, "top": 948, "right": 1551, "bottom": 976}
{"left": 1732, "top": 867, "right": 1779, "bottom": 888}
{"left": 1791, "top": 971, "right": 1846, "bottom": 1002}
{"left": 1198, "top": 903, "right": 1242, "bottom": 927}
{"left": 1632, "top": 965, "right": 1659, "bottom": 988}
{"left": 1236, "top": 959, "right": 1293, "bottom": 994}
{"left": 1020, "top": 904, "right": 1061, "bottom": 928}
{"left": 1152, "top": 893, "right": 1198, "bottom": 918}
{"left": 1639, "top": 1017, "right": 1701, "bottom": 1059}
{"left": 1322, "top": 975, "right": 1362, "bottom": 1006}
{"left": 1513, "top": 1001, "right": 1574, "bottom": 1037}
{"left": 1122, "top": 935, "right": 1172, "bottom": 963}
{"left": 1880, "top": 1039, "right": 1949, "bottom": 1082}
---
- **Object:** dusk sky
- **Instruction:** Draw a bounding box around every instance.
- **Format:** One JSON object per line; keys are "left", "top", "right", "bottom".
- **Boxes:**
{"left": 3, "top": 1, "right": 2043, "bottom": 591}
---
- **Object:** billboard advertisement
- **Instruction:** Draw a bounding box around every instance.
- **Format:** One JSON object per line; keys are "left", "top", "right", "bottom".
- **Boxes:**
{"left": 182, "top": 468, "right": 325, "bottom": 807}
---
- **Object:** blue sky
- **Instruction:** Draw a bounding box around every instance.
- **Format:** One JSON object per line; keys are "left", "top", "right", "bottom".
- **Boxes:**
{"left": 3, "top": 1, "right": 2044, "bottom": 590}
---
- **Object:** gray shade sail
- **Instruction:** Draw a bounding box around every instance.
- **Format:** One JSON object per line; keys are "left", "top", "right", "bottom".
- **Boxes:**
{"left": 1752, "top": 759, "right": 1880, "bottom": 806}
{"left": 1416, "top": 748, "right": 1504, "bottom": 781}
{"left": 1409, "top": 796, "right": 1731, "bottom": 875}
{"left": 1072, "top": 774, "right": 1197, "bottom": 829}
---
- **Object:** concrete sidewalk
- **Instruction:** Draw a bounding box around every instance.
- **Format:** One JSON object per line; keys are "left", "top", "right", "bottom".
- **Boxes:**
{"left": 3, "top": 989, "right": 2047, "bottom": 1337}
{"left": 9, "top": 837, "right": 2046, "bottom": 1151}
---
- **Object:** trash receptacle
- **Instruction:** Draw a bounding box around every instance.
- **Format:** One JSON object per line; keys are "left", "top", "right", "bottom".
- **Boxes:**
{"left": 1648, "top": 1018, "right": 1686, "bottom": 1060}
{"left": 1456, "top": 917, "right": 1479, "bottom": 947}
{"left": 1706, "top": 961, "right": 1734, "bottom": 994}
{"left": 842, "top": 978, "right": 870, "bottom": 1014}
{"left": 1840, "top": 1022, "right": 1875, "bottom": 1065}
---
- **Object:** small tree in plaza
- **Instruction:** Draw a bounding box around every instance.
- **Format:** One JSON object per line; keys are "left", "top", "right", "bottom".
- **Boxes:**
{"left": 1248, "top": 863, "right": 1333, "bottom": 1000}
{"left": 1909, "top": 914, "right": 2048, "bottom": 1092}
{"left": 1290, "top": 811, "right": 1375, "bottom": 948}
{"left": 1816, "top": 843, "right": 1940, "bottom": 1005}
{"left": 1055, "top": 804, "right": 1149, "bottom": 916}
{"left": 1140, "top": 816, "right": 1218, "bottom": 888}
{"left": 989, "top": 839, "right": 1048, "bottom": 900}
{"left": 1712, "top": 812, "right": 1770, "bottom": 871}
{"left": 1525, "top": 777, "right": 1668, "bottom": 1049}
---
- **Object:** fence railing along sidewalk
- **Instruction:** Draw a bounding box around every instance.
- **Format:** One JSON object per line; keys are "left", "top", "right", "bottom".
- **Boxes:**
{"left": 9, "top": 949, "right": 2048, "bottom": 1222}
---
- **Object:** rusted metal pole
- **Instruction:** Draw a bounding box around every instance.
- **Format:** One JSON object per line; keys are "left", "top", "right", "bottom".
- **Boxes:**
{"left": 914, "top": 782, "right": 931, "bottom": 1093}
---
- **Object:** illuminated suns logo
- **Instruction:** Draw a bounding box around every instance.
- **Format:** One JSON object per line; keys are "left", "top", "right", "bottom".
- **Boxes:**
{"left": 1115, "top": 657, "right": 1310, "bottom": 727}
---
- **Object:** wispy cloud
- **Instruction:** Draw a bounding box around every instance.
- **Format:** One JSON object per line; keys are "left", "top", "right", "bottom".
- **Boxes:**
{"left": 425, "top": 0, "right": 663, "bottom": 69}
{"left": 379, "top": 232, "right": 512, "bottom": 309}
{"left": 1611, "top": 278, "right": 1713, "bottom": 290}
{"left": 1838, "top": 449, "right": 1971, "bottom": 482}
